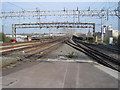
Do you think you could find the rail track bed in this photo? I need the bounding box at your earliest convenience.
[1,38,55,46]
[86,43,119,54]
[81,42,119,60]
[88,45,119,60]
[1,37,66,69]
[65,38,120,72]
[1,38,63,56]
[2,42,118,88]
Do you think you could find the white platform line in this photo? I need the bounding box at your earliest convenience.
[62,62,69,88]
[94,64,119,80]
[47,59,95,63]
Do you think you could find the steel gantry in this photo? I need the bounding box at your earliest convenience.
[0,9,119,18]
[1,9,119,40]
[12,22,95,39]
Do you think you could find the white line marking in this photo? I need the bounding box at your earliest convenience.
[62,62,69,88]
[76,62,79,88]
[47,59,95,63]
[94,64,119,80]
[0,77,2,90]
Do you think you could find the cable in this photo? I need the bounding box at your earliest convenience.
[7,2,26,11]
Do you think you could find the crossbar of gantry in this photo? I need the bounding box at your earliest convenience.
[15,26,93,28]
[12,22,95,39]
[0,10,119,18]
[15,22,95,25]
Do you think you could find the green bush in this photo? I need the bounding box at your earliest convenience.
[67,52,77,58]
[0,33,11,42]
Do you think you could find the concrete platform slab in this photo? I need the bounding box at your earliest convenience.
[2,61,119,88]
[2,44,119,88]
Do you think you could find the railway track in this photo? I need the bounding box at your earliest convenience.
[15,42,63,62]
[83,42,120,54]
[1,37,66,68]
[1,38,63,56]
[1,38,54,46]
[65,39,120,72]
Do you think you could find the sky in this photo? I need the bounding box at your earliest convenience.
[1,0,120,2]
[0,1,119,34]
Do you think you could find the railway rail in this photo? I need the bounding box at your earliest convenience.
[65,38,120,72]
[84,42,120,54]
[1,38,63,56]
[1,38,54,46]
[1,37,66,68]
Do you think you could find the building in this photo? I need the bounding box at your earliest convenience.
[6,34,27,41]
[105,26,119,38]
[94,32,101,37]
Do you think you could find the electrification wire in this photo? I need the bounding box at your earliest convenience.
[7,2,26,11]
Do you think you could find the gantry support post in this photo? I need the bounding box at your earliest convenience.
[2,25,4,34]
[93,23,95,36]
[12,24,16,40]
[101,15,104,43]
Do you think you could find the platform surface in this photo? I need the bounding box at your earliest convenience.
[2,44,119,88]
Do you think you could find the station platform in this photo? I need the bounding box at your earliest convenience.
[2,44,119,88]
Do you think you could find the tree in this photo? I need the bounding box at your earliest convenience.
[0,33,11,42]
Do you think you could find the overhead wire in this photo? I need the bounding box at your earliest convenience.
[7,2,26,11]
